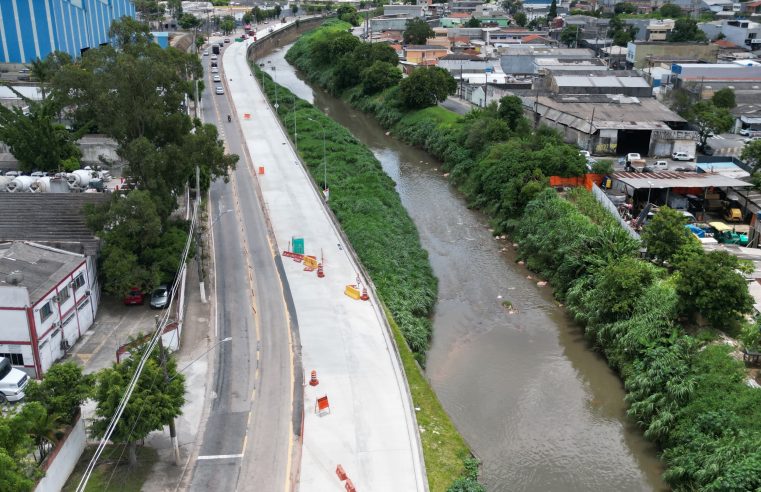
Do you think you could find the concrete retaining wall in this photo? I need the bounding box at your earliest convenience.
[35,414,86,492]
[247,16,332,61]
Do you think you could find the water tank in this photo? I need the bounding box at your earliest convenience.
[6,175,36,192]
[30,176,70,193]
[66,169,95,190]
[0,176,12,191]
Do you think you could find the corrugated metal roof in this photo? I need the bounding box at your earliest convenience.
[612,171,753,189]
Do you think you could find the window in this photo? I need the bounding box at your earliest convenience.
[77,298,90,312]
[58,286,71,304]
[74,273,86,290]
[0,353,24,365]
[39,302,53,322]
[62,313,75,328]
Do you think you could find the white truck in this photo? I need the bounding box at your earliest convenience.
[0,356,29,403]
[625,153,647,172]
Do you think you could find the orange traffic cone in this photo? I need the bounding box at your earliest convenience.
[309,370,319,386]
[317,263,325,278]
[361,287,369,301]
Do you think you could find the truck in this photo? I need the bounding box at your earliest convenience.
[212,45,220,55]
[625,153,647,172]
[0,356,29,403]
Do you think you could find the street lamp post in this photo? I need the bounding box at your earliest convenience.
[308,117,328,199]
[647,180,654,205]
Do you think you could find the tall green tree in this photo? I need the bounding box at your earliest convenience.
[134,0,165,24]
[399,67,457,109]
[641,206,690,264]
[688,101,733,149]
[668,18,707,42]
[498,95,526,131]
[29,51,72,100]
[274,4,282,17]
[166,0,182,19]
[548,0,558,18]
[712,87,736,109]
[742,140,761,172]
[614,2,636,14]
[403,18,434,45]
[513,12,527,27]
[362,61,402,94]
[659,3,683,18]
[464,17,482,27]
[291,4,299,15]
[560,25,580,47]
[675,250,753,327]
[0,94,86,173]
[92,344,185,466]
[25,362,93,422]
[220,15,235,35]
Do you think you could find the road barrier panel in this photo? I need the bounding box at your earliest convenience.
[344,285,361,300]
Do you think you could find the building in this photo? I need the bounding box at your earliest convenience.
[0,0,136,64]
[700,19,761,51]
[523,93,695,156]
[384,4,426,18]
[549,72,653,97]
[0,241,98,378]
[742,0,761,15]
[370,14,414,33]
[403,45,450,65]
[498,45,597,74]
[625,41,719,68]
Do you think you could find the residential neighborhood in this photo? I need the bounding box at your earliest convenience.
[2,0,761,491]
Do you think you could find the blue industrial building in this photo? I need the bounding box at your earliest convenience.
[0,0,136,64]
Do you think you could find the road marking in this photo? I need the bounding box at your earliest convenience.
[197,454,244,460]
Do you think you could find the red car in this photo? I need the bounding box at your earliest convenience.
[123,288,144,305]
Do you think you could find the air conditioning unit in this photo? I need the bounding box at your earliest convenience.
[68,281,76,290]
[51,295,60,304]
[60,339,71,351]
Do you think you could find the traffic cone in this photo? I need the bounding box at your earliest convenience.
[361,287,369,301]
[309,370,319,386]
[317,263,325,278]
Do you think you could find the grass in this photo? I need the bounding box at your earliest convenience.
[384,306,473,492]
[62,444,158,492]
[398,106,461,128]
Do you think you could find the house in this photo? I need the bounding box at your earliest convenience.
[450,1,483,14]
[646,19,676,41]
[701,0,736,15]
[522,93,695,156]
[403,45,450,65]
[625,41,719,68]
[487,28,553,45]
[742,0,761,15]
[438,53,491,73]
[700,20,761,51]
[370,14,414,33]
[561,15,611,39]
[548,72,653,97]
[0,241,99,378]
[383,4,426,18]
[498,45,597,74]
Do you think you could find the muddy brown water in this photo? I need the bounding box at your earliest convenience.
[257,45,667,492]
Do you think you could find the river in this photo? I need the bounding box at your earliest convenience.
[257,45,667,492]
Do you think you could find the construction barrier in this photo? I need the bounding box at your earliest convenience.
[303,255,318,269]
[336,465,347,481]
[244,113,251,119]
[345,479,356,492]
[283,251,304,262]
[309,370,319,386]
[316,395,331,415]
[344,285,361,300]
[317,263,325,278]
[549,173,606,191]
[258,166,265,175]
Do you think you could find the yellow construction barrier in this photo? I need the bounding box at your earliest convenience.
[344,285,361,300]
[304,256,318,269]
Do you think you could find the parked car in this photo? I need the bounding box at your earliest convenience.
[211,67,219,73]
[210,54,218,60]
[213,75,221,82]
[579,150,591,159]
[150,285,170,309]
[203,50,209,56]
[643,160,668,172]
[745,136,761,144]
[123,287,144,305]
[0,356,29,403]
[215,86,224,95]
[224,38,231,43]
[672,151,694,161]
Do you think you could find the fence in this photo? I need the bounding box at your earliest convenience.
[591,183,641,240]
[34,412,86,492]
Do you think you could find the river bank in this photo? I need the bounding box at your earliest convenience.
[255,39,666,492]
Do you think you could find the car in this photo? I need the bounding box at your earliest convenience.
[745,136,761,144]
[224,38,231,43]
[123,287,144,305]
[211,61,218,68]
[210,54,217,60]
[150,285,170,309]
[213,75,221,82]
[672,151,694,161]
[211,67,219,73]
[740,128,752,136]
[643,160,668,172]
[0,356,29,403]
[215,86,224,95]
[203,50,209,56]
[579,150,591,159]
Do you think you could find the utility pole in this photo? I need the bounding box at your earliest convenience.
[157,316,181,466]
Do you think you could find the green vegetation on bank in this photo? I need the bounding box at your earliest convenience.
[63,445,158,491]
[287,20,761,490]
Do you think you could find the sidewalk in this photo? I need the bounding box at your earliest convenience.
[68,264,213,491]
[224,41,427,491]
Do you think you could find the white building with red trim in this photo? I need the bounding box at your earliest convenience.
[0,241,99,378]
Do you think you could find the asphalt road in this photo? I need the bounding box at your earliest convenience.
[189,40,296,492]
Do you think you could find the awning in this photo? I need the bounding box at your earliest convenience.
[612,171,753,190]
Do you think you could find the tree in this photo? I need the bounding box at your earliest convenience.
[549,0,558,18]
[688,101,733,150]
[514,12,527,27]
[362,61,402,94]
[0,95,86,173]
[274,4,282,17]
[527,16,546,30]
[178,13,201,30]
[166,0,182,19]
[291,4,299,15]
[464,17,482,27]
[668,18,707,42]
[742,140,761,172]
[675,250,753,327]
[498,95,525,131]
[0,448,34,492]
[134,0,166,24]
[220,15,236,35]
[641,206,691,264]
[24,362,93,422]
[403,18,434,45]
[712,87,736,109]
[91,344,185,466]
[614,2,636,14]
[560,25,580,47]
[242,11,254,24]
[399,67,457,109]
[29,51,72,100]
[659,3,683,18]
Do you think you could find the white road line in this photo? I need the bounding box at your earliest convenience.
[197,454,244,460]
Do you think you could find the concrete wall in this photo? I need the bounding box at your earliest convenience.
[35,414,86,492]
[626,42,719,68]
[77,135,120,166]
[248,16,331,60]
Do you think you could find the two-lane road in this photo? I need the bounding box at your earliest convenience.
[189,40,297,492]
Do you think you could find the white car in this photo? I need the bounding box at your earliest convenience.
[215,86,224,95]
[213,75,221,82]
[0,356,29,403]
[579,150,591,159]
[745,136,761,144]
[210,54,217,60]
[211,67,219,74]
[671,151,694,161]
[203,50,209,56]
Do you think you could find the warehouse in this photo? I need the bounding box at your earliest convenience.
[0,0,136,64]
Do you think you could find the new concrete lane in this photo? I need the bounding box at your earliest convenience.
[189,41,295,492]
[224,39,426,491]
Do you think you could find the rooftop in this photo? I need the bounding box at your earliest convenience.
[0,241,84,305]
[612,171,753,190]
[553,74,650,88]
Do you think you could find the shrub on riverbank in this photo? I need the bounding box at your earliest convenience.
[287,20,761,490]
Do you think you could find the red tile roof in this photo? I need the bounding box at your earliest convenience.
[713,39,739,48]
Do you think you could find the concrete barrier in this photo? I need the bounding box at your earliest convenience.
[35,413,86,492]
